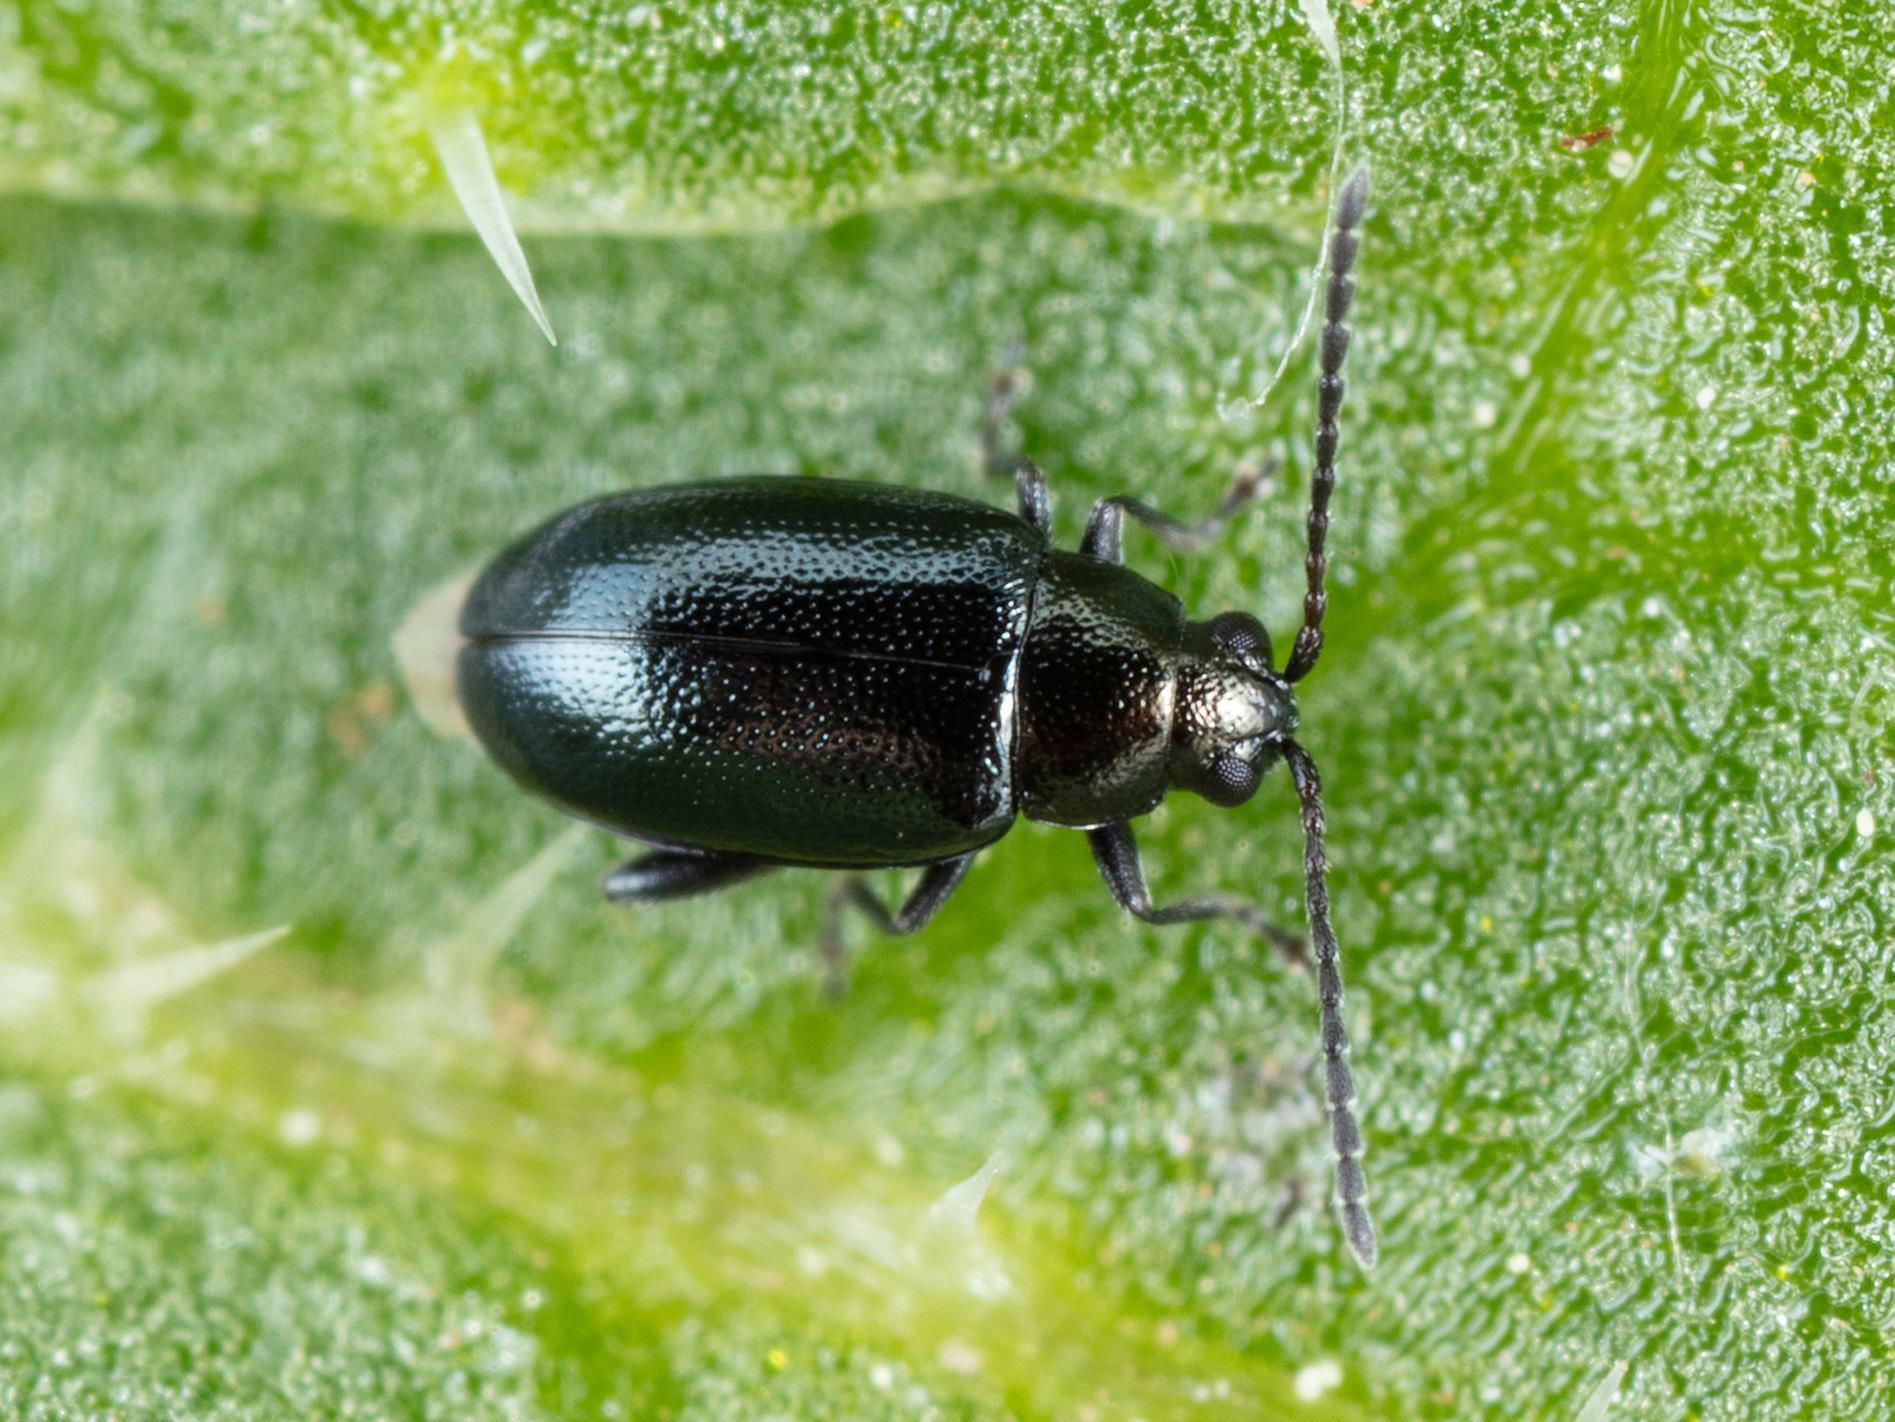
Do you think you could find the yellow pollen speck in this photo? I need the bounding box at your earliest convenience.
[767,1348,787,1370]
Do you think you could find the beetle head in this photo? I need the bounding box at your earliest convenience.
[1170,611,1298,808]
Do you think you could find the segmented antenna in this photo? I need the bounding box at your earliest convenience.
[1282,167,1369,685]
[1282,739,1375,1268]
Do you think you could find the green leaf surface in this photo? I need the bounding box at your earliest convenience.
[3,1,1893,1418]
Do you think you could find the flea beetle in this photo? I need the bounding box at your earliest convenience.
[458,171,1375,1265]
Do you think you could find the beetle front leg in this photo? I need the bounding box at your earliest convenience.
[819,853,977,997]
[1086,821,1303,965]
[1079,463,1275,563]
[603,849,775,903]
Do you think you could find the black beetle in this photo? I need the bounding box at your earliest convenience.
[457,171,1375,1266]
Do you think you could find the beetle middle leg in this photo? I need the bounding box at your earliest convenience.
[1086,821,1304,967]
[980,339,1052,535]
[1079,461,1276,562]
[981,334,1029,481]
[603,848,775,903]
[818,853,976,998]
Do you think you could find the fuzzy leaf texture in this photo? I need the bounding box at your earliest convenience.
[2,1,1892,1418]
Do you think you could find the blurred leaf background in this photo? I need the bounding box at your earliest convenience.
[2,1,1892,1417]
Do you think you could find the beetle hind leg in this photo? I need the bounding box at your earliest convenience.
[603,849,775,904]
[819,853,976,998]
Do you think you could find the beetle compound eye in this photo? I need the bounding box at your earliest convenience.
[1201,751,1261,808]
[1207,611,1273,670]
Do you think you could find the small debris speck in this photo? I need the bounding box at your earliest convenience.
[1557,126,1614,153]
[1506,1251,1531,1274]
[277,1108,321,1147]
[392,572,476,741]
[937,1339,982,1375]
[1607,148,1635,179]
[1294,1360,1343,1402]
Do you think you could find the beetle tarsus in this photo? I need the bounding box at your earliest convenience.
[820,854,978,997]
[1081,461,1276,562]
[980,343,1052,533]
[982,338,1030,482]
[1085,821,1304,965]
